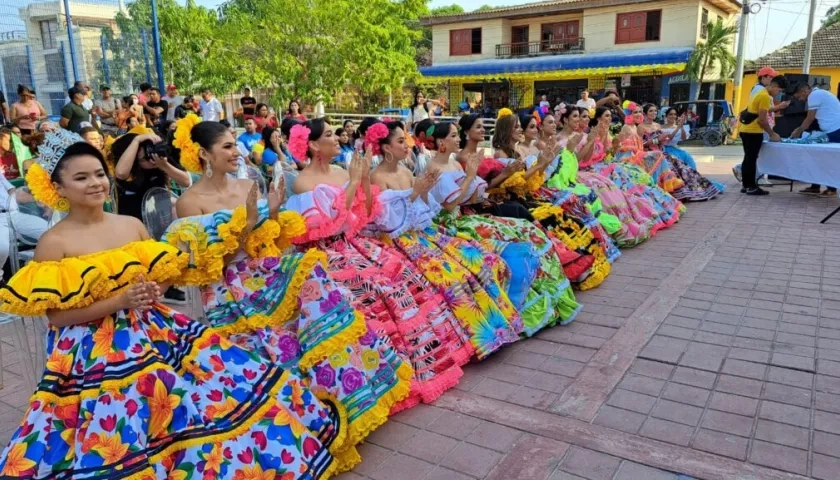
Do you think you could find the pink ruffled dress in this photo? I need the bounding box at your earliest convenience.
[285,183,473,412]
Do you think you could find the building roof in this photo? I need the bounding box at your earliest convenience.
[419,46,692,81]
[420,0,741,25]
[751,23,840,70]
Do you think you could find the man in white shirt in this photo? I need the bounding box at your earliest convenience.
[163,84,184,122]
[199,88,224,122]
[792,83,840,195]
[575,90,596,110]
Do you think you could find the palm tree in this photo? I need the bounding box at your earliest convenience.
[686,20,738,101]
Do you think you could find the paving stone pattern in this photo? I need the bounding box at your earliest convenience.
[0,173,837,479]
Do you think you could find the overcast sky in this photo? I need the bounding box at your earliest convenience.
[193,0,836,60]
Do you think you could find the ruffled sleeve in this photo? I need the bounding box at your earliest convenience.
[0,240,188,316]
[244,200,308,258]
[429,171,464,205]
[285,183,380,243]
[547,150,579,190]
[476,158,505,181]
[163,207,247,286]
[367,188,439,238]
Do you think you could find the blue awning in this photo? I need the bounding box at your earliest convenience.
[419,47,693,79]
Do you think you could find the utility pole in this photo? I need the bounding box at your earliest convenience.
[802,0,817,73]
[732,0,750,117]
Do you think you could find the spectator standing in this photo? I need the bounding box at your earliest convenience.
[94,85,121,135]
[144,87,168,128]
[199,88,224,122]
[238,117,262,151]
[137,82,152,105]
[10,85,47,135]
[406,89,431,131]
[0,128,20,180]
[791,83,840,195]
[163,84,184,122]
[285,99,307,121]
[63,81,93,111]
[60,86,91,133]
[253,103,278,133]
[240,88,257,119]
[576,90,596,110]
[342,119,356,139]
[174,95,197,119]
[739,75,785,196]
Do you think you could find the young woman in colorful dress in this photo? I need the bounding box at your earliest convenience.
[579,107,684,233]
[420,117,582,335]
[554,107,659,247]
[656,106,726,194]
[163,115,410,471]
[284,118,474,412]
[491,113,617,289]
[365,120,523,356]
[0,130,345,479]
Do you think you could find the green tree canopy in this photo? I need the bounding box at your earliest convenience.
[823,4,840,29]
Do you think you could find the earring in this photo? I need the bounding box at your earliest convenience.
[55,197,70,212]
[384,152,393,164]
[440,145,447,154]
[205,162,213,179]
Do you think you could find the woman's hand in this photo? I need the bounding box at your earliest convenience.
[138,133,162,144]
[267,180,285,212]
[270,134,282,151]
[464,152,480,177]
[120,277,157,311]
[503,159,525,176]
[245,182,259,229]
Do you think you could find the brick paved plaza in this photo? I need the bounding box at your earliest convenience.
[0,158,838,479]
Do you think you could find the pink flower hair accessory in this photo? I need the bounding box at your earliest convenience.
[365,122,389,156]
[288,124,311,161]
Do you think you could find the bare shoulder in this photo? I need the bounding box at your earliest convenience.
[292,172,314,194]
[33,228,66,262]
[175,188,202,218]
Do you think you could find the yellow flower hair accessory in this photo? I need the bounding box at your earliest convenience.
[173,113,202,174]
[26,163,66,211]
[497,108,514,120]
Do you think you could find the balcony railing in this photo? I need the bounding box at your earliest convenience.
[495,38,585,58]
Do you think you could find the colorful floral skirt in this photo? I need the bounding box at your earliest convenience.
[375,229,523,360]
[616,149,685,194]
[296,236,474,413]
[576,170,657,248]
[663,145,726,192]
[201,249,411,465]
[0,304,342,479]
[591,162,684,234]
[437,211,581,336]
[665,153,722,202]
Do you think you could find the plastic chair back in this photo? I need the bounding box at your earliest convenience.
[141,187,178,241]
[246,166,267,196]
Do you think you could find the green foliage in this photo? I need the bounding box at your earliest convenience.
[474,4,500,12]
[823,5,840,29]
[686,19,737,100]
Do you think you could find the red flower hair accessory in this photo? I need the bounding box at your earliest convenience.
[365,122,389,156]
[288,124,311,161]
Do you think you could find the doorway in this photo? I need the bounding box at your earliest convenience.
[511,26,529,56]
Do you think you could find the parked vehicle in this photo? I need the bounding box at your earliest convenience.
[665,100,735,147]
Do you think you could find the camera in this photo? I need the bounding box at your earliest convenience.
[143,141,170,160]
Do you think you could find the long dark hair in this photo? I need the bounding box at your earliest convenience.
[458,114,481,149]
[492,115,519,159]
[303,118,328,159]
[411,89,429,113]
[261,126,278,153]
[255,103,268,116]
[287,99,302,116]
[591,106,611,128]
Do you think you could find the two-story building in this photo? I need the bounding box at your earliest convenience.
[419,0,740,111]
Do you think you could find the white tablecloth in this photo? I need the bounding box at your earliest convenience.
[758,142,840,187]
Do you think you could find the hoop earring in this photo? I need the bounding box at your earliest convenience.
[205,162,213,179]
[55,197,70,212]
[384,152,393,164]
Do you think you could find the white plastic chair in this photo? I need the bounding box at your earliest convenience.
[141,188,206,323]
[4,187,54,390]
[246,166,267,197]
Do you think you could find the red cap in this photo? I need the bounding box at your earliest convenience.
[757,67,778,78]
[166,84,177,91]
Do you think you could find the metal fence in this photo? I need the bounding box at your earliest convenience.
[0,0,162,118]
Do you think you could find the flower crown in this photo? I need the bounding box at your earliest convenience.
[497,108,514,120]
[25,130,86,212]
[288,124,311,162]
[172,114,202,174]
[414,124,437,151]
[365,122,389,156]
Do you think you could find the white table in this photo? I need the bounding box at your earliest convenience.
[758,142,840,223]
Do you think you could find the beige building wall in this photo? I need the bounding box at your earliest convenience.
[582,0,701,52]
[431,19,504,65]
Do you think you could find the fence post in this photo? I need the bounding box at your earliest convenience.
[60,42,71,88]
[100,34,111,86]
[141,29,152,84]
[24,45,37,93]
[150,0,166,92]
[62,0,79,82]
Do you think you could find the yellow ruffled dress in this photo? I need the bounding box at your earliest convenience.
[0,240,345,479]
[163,201,411,471]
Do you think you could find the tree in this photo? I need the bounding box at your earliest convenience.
[823,5,840,29]
[217,0,421,105]
[685,20,737,100]
[475,4,502,11]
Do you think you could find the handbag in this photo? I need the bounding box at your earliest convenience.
[739,109,759,125]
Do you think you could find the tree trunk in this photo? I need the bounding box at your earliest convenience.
[693,56,710,102]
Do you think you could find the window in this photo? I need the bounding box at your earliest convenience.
[616,10,661,44]
[701,8,709,39]
[450,28,482,56]
[45,53,64,83]
[40,20,58,50]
